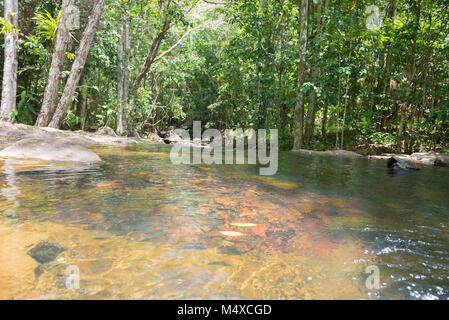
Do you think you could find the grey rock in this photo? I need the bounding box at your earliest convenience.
[411,152,449,167]
[96,126,117,137]
[146,132,164,143]
[387,156,420,171]
[294,149,363,158]
[167,131,183,143]
[0,137,101,163]
[435,155,449,167]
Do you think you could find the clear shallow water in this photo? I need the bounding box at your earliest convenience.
[0,143,448,299]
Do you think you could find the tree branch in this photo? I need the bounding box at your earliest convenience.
[153,26,201,63]
[202,0,229,5]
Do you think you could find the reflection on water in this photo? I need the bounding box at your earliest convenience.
[0,144,448,299]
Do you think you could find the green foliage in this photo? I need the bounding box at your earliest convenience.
[0,17,15,34]
[426,101,449,124]
[62,108,80,128]
[33,9,60,41]
[12,91,39,125]
[7,0,449,152]
[366,132,396,145]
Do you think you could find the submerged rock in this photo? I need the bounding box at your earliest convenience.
[387,156,420,171]
[208,261,231,267]
[0,137,101,163]
[28,241,65,264]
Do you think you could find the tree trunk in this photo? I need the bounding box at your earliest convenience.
[116,14,130,135]
[292,0,309,151]
[397,104,406,152]
[48,0,107,129]
[396,0,420,152]
[321,101,328,140]
[335,72,342,149]
[304,0,328,146]
[76,77,88,130]
[0,0,19,122]
[340,40,353,149]
[35,0,74,127]
[380,0,399,130]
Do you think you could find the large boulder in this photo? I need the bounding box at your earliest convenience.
[411,152,449,167]
[0,137,101,163]
[434,155,449,167]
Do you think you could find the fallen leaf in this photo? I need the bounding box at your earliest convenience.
[231,223,257,227]
[57,257,67,264]
[220,231,244,237]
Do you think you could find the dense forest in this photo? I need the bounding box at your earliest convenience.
[1,0,448,153]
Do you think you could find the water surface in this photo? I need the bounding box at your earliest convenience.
[0,143,448,299]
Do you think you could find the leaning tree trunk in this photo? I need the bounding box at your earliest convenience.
[48,0,107,129]
[0,0,19,122]
[127,20,197,114]
[128,19,171,111]
[35,0,74,127]
[292,0,309,150]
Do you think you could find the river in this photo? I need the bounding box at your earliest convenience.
[0,143,448,299]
